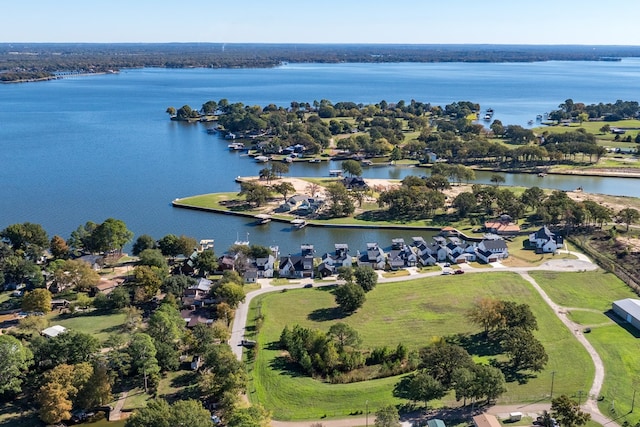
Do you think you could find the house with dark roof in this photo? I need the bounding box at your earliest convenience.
[528,226,563,253]
[279,245,315,278]
[387,240,417,268]
[342,176,369,190]
[317,244,352,277]
[476,239,509,263]
[357,243,386,270]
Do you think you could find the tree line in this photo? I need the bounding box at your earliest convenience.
[6,43,640,82]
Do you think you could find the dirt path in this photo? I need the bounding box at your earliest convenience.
[232,252,617,427]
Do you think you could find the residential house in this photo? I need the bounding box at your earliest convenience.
[279,245,315,279]
[217,253,237,271]
[317,244,352,277]
[445,237,477,263]
[476,238,509,263]
[182,278,214,307]
[277,195,323,214]
[528,226,563,253]
[412,237,445,266]
[357,243,386,270]
[78,254,104,271]
[253,254,275,278]
[180,308,214,328]
[342,176,369,190]
[243,268,258,284]
[484,214,521,235]
[387,239,417,268]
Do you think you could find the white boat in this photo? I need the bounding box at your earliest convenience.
[234,232,249,246]
[290,219,307,229]
[255,214,272,224]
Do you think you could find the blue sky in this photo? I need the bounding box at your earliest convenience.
[2,0,639,45]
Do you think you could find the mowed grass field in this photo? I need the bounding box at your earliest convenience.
[247,272,593,421]
[531,270,640,425]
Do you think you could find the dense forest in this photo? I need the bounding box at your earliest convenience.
[3,43,640,82]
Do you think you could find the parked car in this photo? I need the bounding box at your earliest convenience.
[454,269,465,275]
[441,270,452,275]
[303,283,313,288]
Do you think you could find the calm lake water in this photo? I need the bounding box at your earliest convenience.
[2,60,640,254]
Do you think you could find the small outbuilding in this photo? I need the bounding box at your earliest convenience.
[41,325,67,339]
[612,298,640,330]
[473,414,501,427]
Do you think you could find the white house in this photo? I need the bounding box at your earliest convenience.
[529,226,563,253]
[476,239,509,263]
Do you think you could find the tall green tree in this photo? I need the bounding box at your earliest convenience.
[334,282,366,313]
[132,234,157,256]
[617,207,640,231]
[375,405,401,427]
[394,371,446,409]
[342,159,363,177]
[128,333,160,393]
[354,265,378,292]
[551,395,591,427]
[22,288,52,313]
[271,181,296,202]
[0,335,33,395]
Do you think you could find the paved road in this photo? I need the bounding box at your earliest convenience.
[230,250,617,427]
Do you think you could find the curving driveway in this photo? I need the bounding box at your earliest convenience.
[230,251,618,427]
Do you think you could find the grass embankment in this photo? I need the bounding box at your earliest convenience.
[246,272,592,421]
[531,270,640,424]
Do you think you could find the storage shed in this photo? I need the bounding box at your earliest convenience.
[612,298,640,330]
[473,414,501,427]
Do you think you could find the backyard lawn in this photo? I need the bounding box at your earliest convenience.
[246,272,592,420]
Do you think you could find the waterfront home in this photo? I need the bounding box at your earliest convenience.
[445,237,477,263]
[357,243,386,270]
[528,225,563,253]
[342,176,369,190]
[476,239,509,263]
[252,254,275,278]
[388,239,417,268]
[484,214,521,235]
[277,194,323,214]
[412,237,447,263]
[317,244,352,276]
[279,245,315,279]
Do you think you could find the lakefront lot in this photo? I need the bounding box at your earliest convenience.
[244,272,594,421]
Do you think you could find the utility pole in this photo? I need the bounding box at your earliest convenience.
[366,400,369,427]
[550,371,556,400]
[632,389,637,413]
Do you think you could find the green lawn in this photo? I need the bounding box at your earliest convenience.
[531,270,640,425]
[246,272,592,420]
[529,270,635,311]
[48,310,127,344]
